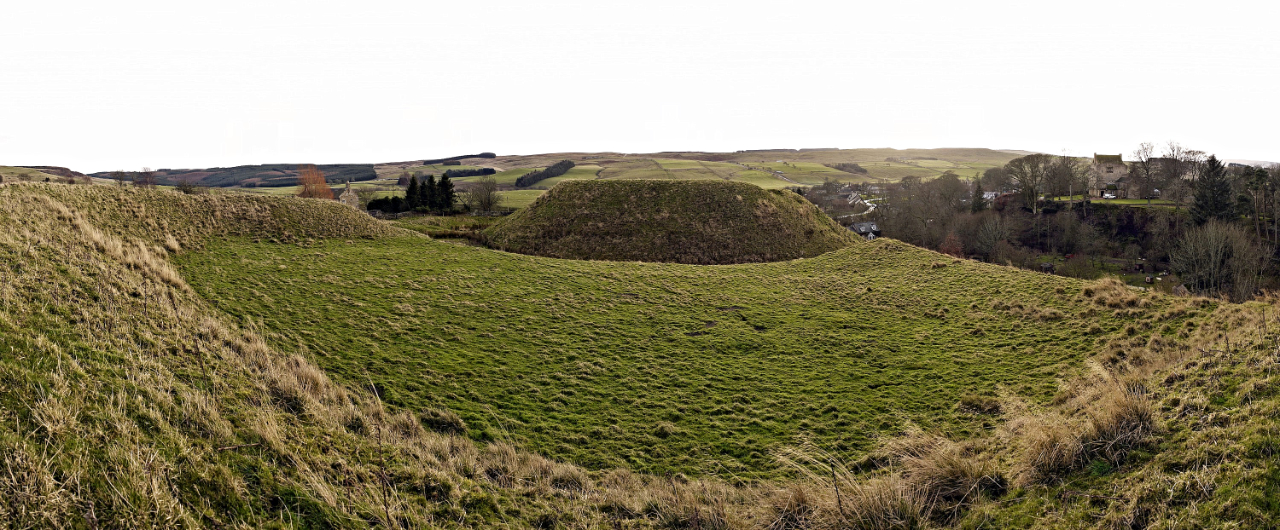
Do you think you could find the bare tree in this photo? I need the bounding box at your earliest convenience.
[1160,142,1205,207]
[112,170,129,187]
[1048,154,1090,207]
[356,188,380,210]
[1130,142,1158,204]
[1171,220,1271,301]
[134,167,156,188]
[1005,154,1055,214]
[463,175,503,213]
[297,164,334,199]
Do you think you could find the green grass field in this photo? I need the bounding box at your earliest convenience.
[497,189,545,208]
[176,235,1175,479]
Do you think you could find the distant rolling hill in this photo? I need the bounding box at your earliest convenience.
[60,148,1019,193]
[89,163,377,188]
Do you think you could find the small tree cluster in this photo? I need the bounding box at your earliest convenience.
[368,174,456,213]
[515,160,575,187]
[826,163,868,175]
[463,175,503,213]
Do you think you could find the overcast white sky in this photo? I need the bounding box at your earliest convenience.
[3,1,1277,173]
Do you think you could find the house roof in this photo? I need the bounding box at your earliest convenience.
[851,222,880,234]
[1094,154,1123,165]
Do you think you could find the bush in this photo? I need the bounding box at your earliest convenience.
[515,160,575,187]
[175,181,207,195]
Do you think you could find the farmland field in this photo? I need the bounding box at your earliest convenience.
[496,188,545,208]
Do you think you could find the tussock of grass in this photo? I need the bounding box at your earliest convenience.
[486,179,859,264]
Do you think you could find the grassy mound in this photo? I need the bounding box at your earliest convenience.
[485,180,859,264]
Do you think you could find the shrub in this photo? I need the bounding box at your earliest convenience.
[175,181,206,195]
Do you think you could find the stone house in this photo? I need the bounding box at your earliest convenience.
[1090,154,1129,198]
[337,181,360,208]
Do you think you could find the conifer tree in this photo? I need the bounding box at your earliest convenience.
[971,180,987,213]
[405,176,420,210]
[436,174,455,211]
[1190,155,1235,225]
[421,174,437,210]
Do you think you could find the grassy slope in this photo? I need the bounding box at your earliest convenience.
[179,234,1130,479]
[486,180,860,264]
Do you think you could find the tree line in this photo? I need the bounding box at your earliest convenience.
[840,143,1280,301]
[515,160,575,187]
[443,167,497,179]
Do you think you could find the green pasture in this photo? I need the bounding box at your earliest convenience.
[177,236,1171,479]
[497,189,545,208]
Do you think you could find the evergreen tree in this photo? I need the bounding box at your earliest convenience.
[435,174,455,211]
[1190,156,1235,225]
[971,180,987,213]
[421,174,437,210]
[405,176,420,210]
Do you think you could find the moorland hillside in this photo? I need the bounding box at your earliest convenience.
[485,180,860,264]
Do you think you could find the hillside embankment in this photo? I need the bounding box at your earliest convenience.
[1,182,1278,528]
[486,180,860,264]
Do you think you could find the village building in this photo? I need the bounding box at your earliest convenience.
[337,181,360,208]
[850,222,881,240]
[1090,154,1129,198]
